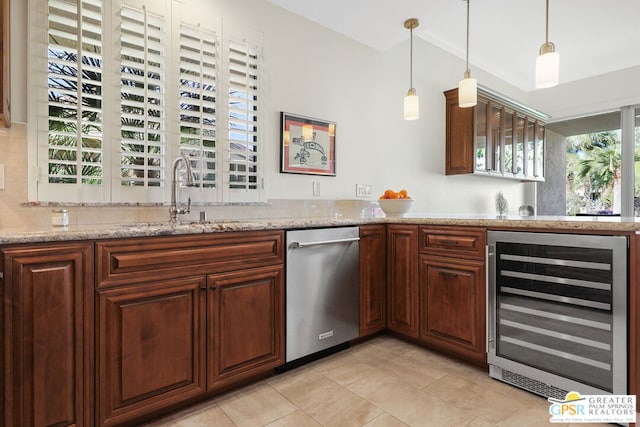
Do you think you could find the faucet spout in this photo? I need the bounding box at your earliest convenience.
[170,155,195,223]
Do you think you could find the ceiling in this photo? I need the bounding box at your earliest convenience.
[266,0,640,92]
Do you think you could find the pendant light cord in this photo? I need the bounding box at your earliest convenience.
[545,0,550,44]
[409,25,414,88]
[465,0,470,73]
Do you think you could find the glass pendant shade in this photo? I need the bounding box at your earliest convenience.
[535,50,559,89]
[403,89,419,121]
[458,75,477,107]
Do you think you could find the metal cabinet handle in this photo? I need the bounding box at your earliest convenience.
[209,286,217,291]
[440,240,460,246]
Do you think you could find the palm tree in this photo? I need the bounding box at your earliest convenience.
[577,143,620,210]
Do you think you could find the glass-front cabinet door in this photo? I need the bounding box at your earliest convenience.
[456,88,550,181]
[503,108,514,175]
[536,124,545,178]
[475,100,487,172]
[514,115,525,177]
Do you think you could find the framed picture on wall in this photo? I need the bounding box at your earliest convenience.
[280,112,336,176]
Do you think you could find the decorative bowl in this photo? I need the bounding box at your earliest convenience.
[378,199,414,216]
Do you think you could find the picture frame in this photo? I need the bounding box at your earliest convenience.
[280,112,336,176]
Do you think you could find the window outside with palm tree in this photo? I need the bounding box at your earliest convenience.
[564,109,640,216]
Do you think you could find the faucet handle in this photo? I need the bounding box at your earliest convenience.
[186,197,191,214]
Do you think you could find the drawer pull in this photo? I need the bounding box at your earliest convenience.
[210,286,217,291]
[440,271,459,278]
[440,240,459,246]
[200,286,207,291]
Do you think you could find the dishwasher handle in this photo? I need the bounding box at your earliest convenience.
[290,237,360,249]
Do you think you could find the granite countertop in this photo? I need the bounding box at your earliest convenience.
[1,214,640,245]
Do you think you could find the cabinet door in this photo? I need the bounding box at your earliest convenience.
[359,225,387,337]
[207,265,284,391]
[97,277,206,427]
[3,243,93,427]
[445,89,475,175]
[386,225,419,338]
[419,255,485,365]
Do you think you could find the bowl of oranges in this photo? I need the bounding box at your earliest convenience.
[378,189,414,216]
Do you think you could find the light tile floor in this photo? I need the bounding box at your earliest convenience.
[144,336,606,427]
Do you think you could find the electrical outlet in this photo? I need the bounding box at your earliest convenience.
[312,181,320,197]
[356,184,372,198]
[0,164,5,190]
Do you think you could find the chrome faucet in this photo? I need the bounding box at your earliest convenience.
[169,155,195,223]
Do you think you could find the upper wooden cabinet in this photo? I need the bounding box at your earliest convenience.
[445,87,549,181]
[0,0,9,127]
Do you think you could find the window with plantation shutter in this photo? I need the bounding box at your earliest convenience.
[119,5,166,189]
[47,0,104,186]
[31,0,263,204]
[226,39,260,200]
[178,23,219,194]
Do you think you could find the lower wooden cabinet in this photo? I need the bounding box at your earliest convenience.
[2,242,94,427]
[207,266,284,390]
[359,225,386,336]
[96,265,284,426]
[419,255,486,365]
[386,225,419,338]
[97,277,207,427]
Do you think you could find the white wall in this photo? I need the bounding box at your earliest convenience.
[4,0,551,225]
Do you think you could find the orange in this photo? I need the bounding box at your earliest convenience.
[380,189,410,199]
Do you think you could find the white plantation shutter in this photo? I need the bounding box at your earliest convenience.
[178,24,219,195]
[226,38,261,200]
[119,5,166,188]
[45,0,104,192]
[32,0,263,204]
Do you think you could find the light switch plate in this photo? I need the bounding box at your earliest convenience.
[312,181,320,197]
[356,184,372,198]
[0,164,5,190]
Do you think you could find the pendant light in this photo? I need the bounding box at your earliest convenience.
[535,0,559,88]
[403,18,419,120]
[458,0,477,108]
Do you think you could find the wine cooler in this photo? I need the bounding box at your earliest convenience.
[487,231,628,399]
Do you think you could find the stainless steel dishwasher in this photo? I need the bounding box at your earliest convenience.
[285,226,360,363]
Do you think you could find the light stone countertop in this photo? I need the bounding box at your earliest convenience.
[1,214,640,245]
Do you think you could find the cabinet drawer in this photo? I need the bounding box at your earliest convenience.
[419,226,486,260]
[97,230,283,288]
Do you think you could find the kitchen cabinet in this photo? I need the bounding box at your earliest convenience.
[386,224,419,338]
[207,266,284,391]
[97,277,207,427]
[95,231,284,426]
[419,226,486,366]
[359,225,387,336]
[0,0,9,127]
[2,242,94,427]
[445,87,549,181]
